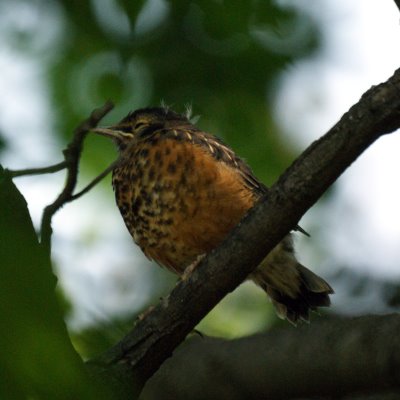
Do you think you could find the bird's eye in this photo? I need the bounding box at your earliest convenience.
[135,122,145,130]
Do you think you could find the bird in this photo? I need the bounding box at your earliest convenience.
[92,106,333,324]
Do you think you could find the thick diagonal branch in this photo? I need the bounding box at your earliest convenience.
[87,68,400,397]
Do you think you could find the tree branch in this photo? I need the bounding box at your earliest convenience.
[141,314,400,400]
[87,68,400,398]
[39,101,114,252]
[393,0,400,13]
[69,159,121,201]
[6,161,67,178]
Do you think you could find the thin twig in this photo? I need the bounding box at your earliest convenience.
[69,159,120,201]
[40,101,114,252]
[6,161,67,178]
[394,0,400,13]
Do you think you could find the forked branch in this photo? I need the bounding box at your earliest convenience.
[39,101,114,252]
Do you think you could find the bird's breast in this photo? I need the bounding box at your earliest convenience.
[112,137,256,274]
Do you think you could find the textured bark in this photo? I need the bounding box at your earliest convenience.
[141,314,400,400]
[87,68,400,398]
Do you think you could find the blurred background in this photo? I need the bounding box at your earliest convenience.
[1,0,400,358]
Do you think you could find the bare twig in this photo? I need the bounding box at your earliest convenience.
[40,101,114,252]
[7,161,67,178]
[70,159,120,201]
[87,68,400,398]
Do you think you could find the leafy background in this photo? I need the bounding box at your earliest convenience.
[1,0,400,397]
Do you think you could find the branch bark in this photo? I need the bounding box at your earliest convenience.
[87,69,400,397]
[141,314,400,400]
[393,0,400,13]
[40,101,114,252]
[7,161,67,178]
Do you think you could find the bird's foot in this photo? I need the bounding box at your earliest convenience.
[181,254,206,281]
[137,305,155,321]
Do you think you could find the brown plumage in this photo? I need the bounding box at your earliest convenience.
[93,107,333,324]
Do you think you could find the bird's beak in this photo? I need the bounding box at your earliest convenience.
[92,127,120,139]
[92,127,134,140]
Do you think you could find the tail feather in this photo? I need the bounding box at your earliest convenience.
[296,263,333,294]
[265,272,333,324]
[250,236,334,324]
[255,265,333,324]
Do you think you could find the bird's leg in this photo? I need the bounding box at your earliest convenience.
[181,253,206,281]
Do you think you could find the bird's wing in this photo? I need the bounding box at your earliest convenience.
[147,126,308,236]
[175,127,269,196]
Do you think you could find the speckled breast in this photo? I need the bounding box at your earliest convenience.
[111,133,256,274]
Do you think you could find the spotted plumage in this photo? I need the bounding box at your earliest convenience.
[93,107,333,324]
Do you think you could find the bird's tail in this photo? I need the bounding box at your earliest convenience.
[250,237,334,324]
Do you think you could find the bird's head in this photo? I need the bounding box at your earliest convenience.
[92,107,190,151]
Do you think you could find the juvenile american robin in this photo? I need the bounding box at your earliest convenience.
[93,107,333,324]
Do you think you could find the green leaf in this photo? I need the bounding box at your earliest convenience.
[0,166,110,399]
